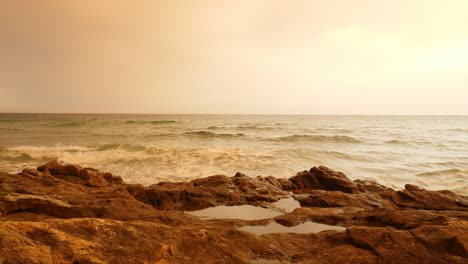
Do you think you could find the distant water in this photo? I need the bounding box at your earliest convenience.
[0,114,467,194]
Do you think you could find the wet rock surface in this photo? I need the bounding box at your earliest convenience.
[0,161,467,263]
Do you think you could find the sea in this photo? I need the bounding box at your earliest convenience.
[0,114,466,195]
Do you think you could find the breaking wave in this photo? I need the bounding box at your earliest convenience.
[1,114,467,195]
[95,144,147,152]
[270,135,361,143]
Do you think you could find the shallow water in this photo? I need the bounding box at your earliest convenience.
[187,197,301,220]
[187,205,283,220]
[0,114,467,194]
[239,221,345,235]
[271,197,301,213]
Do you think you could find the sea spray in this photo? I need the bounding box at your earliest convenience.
[0,114,467,194]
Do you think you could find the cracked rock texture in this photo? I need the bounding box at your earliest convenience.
[0,161,467,263]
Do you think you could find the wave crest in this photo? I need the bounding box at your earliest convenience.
[125,120,177,125]
[416,169,468,178]
[270,134,361,143]
[54,121,87,127]
[184,131,246,138]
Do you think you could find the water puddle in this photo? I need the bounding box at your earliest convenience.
[250,258,289,264]
[187,205,283,220]
[271,197,300,213]
[239,221,345,235]
[187,197,300,220]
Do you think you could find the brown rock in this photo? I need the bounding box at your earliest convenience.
[38,160,82,177]
[144,182,218,210]
[354,179,392,193]
[289,170,323,190]
[21,168,43,177]
[289,166,356,193]
[1,161,467,263]
[297,191,379,208]
[276,178,296,190]
[347,226,436,263]
[191,175,232,187]
[78,169,108,187]
[380,185,468,210]
[410,221,468,259]
[404,184,468,210]
[311,166,356,193]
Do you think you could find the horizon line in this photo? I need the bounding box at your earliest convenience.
[0,112,467,116]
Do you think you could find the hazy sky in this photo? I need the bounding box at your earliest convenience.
[1,1,467,114]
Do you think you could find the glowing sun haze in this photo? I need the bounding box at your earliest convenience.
[1,0,467,114]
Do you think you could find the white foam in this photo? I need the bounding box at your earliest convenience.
[1,115,467,195]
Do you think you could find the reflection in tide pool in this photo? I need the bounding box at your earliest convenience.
[239,221,345,235]
[187,197,301,220]
[271,197,300,213]
[187,205,283,220]
[187,198,345,236]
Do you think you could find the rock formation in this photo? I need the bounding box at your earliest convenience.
[0,161,466,263]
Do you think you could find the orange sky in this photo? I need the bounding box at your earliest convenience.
[1,1,467,114]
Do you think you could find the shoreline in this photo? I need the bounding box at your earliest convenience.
[0,160,467,263]
[2,114,467,196]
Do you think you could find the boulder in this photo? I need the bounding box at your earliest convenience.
[289,166,356,193]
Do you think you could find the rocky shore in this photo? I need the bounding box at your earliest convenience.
[0,161,467,263]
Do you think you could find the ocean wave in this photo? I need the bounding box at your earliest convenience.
[317,150,367,161]
[206,125,277,131]
[125,120,177,125]
[236,125,260,129]
[384,139,436,146]
[239,122,275,126]
[0,144,147,168]
[142,133,178,139]
[95,144,147,152]
[0,152,37,162]
[0,146,61,163]
[0,145,91,162]
[416,169,468,178]
[236,125,278,131]
[426,161,468,167]
[0,143,466,195]
[269,134,361,143]
[413,169,468,194]
[447,140,468,145]
[88,133,129,139]
[308,128,353,133]
[0,127,23,131]
[385,140,412,145]
[0,119,22,123]
[95,143,122,151]
[0,145,288,184]
[447,128,468,132]
[53,121,87,127]
[184,131,246,138]
[271,148,372,162]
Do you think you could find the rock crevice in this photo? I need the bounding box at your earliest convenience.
[0,161,466,263]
